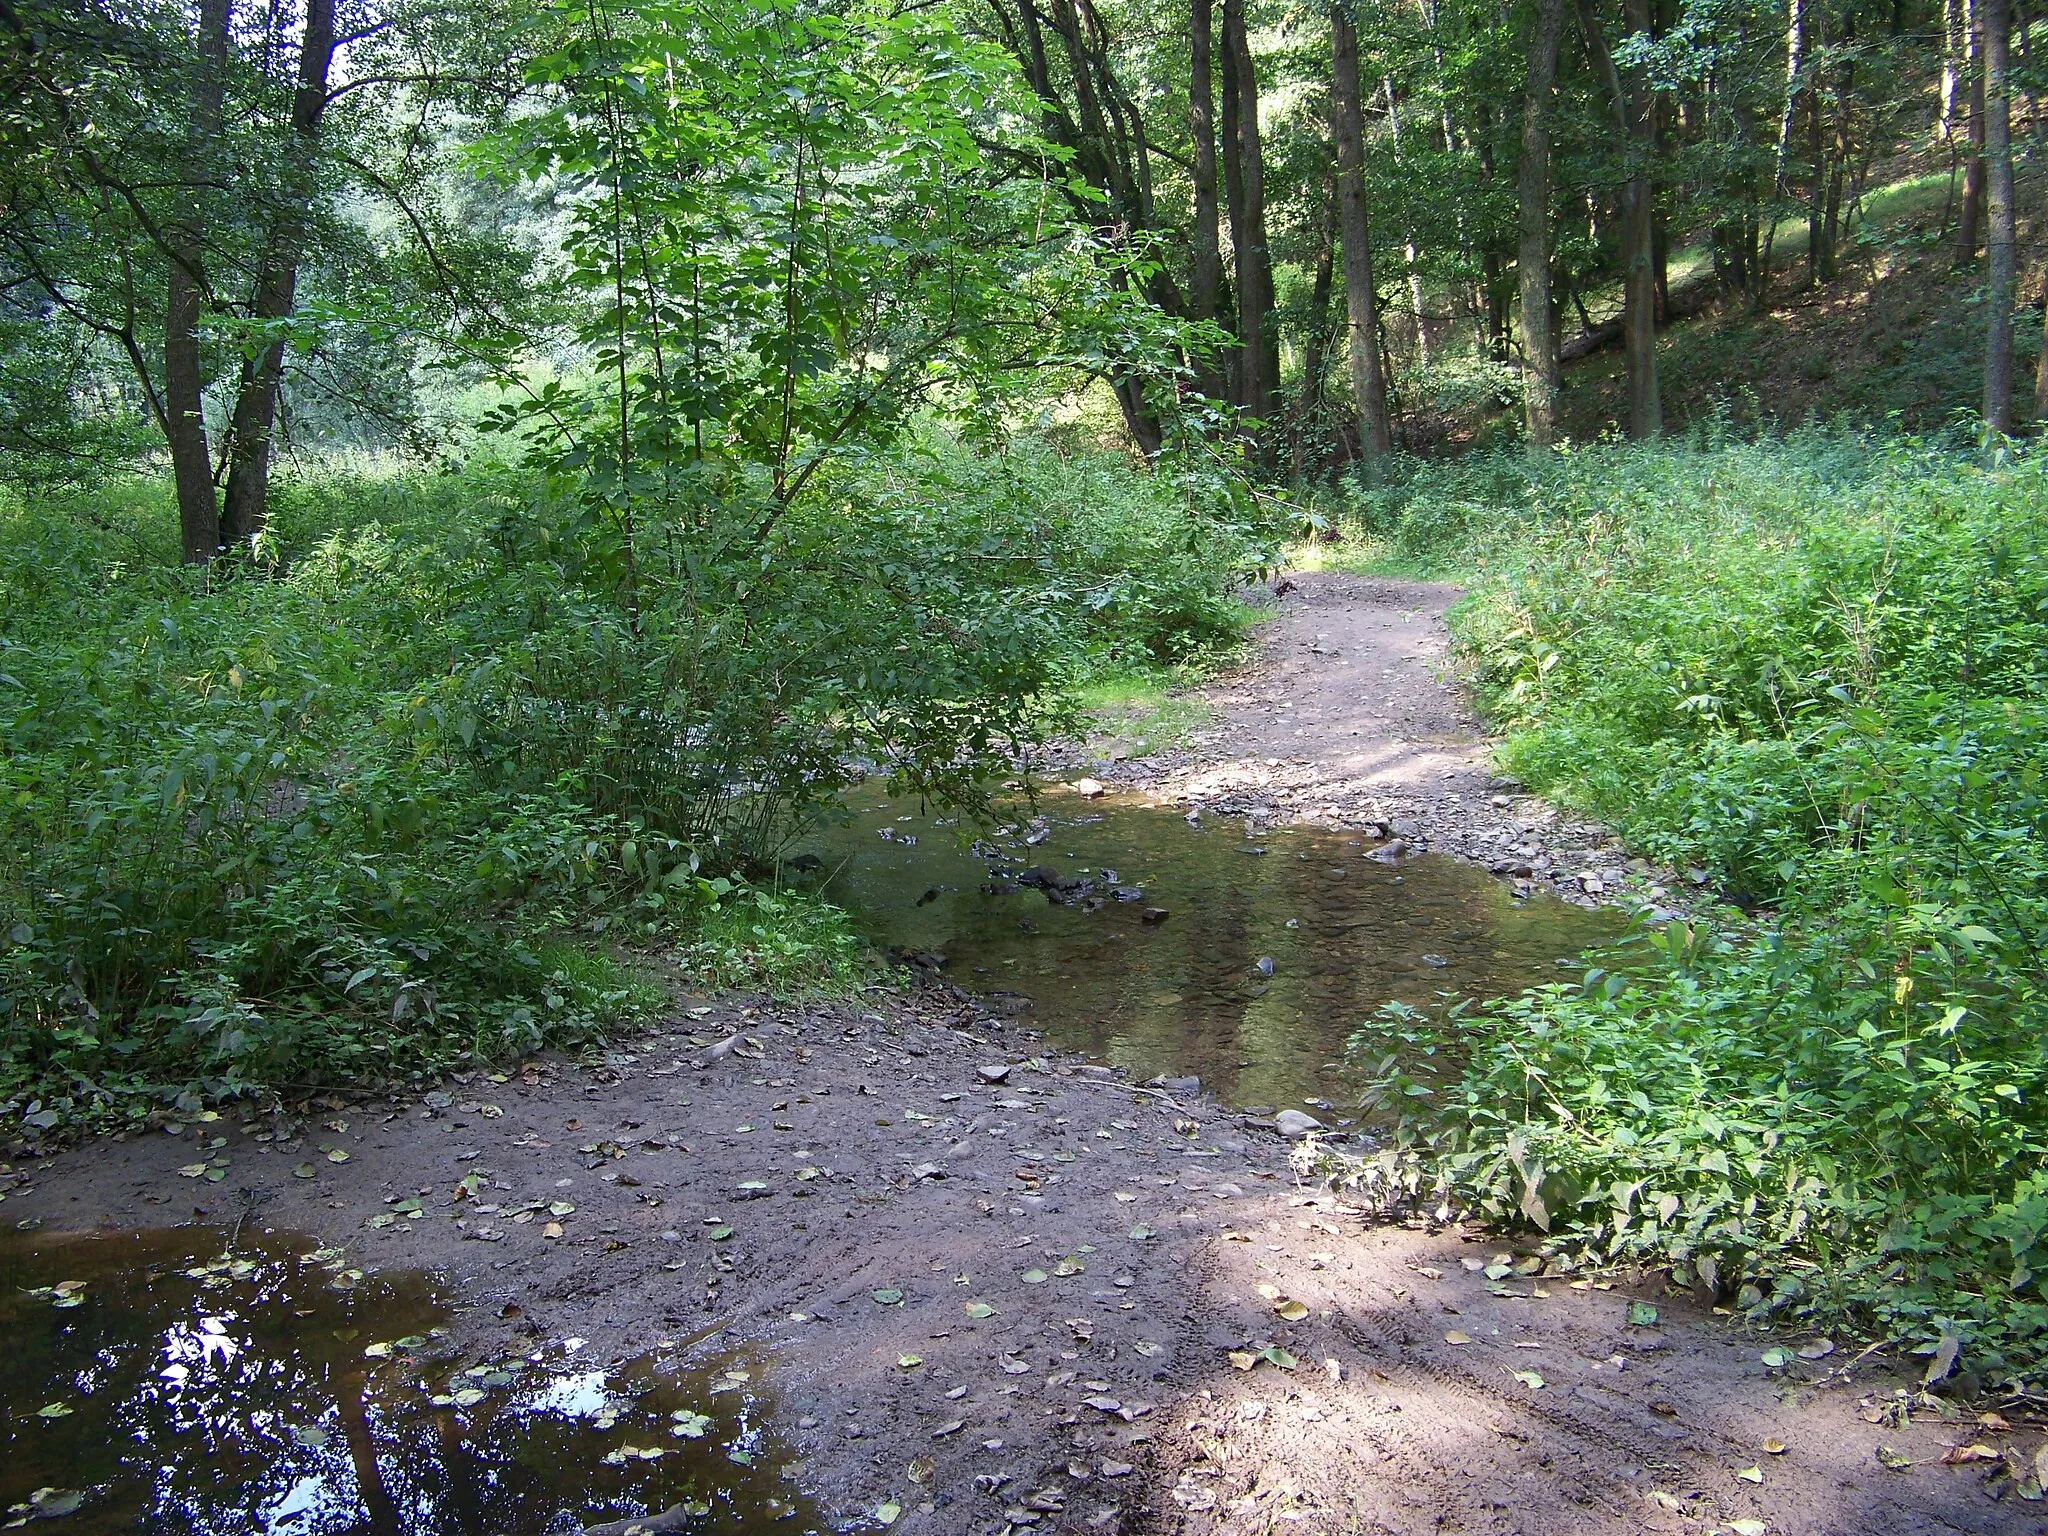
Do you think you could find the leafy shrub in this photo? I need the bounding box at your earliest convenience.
[1,433,1266,1131]
[1336,429,2048,1386]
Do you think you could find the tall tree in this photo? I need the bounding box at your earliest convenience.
[1189,0,1228,402]
[1220,0,1277,427]
[164,0,231,561]
[1982,0,2014,429]
[1957,0,1986,259]
[1517,0,1566,447]
[1579,0,1660,436]
[218,0,337,548]
[1330,1,1390,469]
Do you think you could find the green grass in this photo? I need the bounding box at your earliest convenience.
[1075,667,1217,756]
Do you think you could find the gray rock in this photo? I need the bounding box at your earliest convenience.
[1273,1109,1324,1138]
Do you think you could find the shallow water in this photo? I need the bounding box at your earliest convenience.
[0,1227,808,1534]
[802,789,1620,1115]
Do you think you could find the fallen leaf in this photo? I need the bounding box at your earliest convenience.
[37,1402,74,1418]
[1734,1464,1763,1483]
[178,1163,208,1178]
[1940,1443,2000,1465]
[1511,1370,1545,1390]
[1626,1301,1659,1328]
[1876,1445,1913,1471]
[669,1410,712,1438]
[1762,1438,1787,1455]
[872,1288,904,1305]
[541,1222,564,1240]
[907,1455,935,1485]
[326,1148,350,1164]
[1728,1521,1769,1536]
[1443,1330,1472,1345]
[1274,1298,1309,1321]
[898,1354,923,1369]
[292,1162,317,1179]
[1054,1256,1084,1277]
[1020,1268,1048,1285]
[964,1301,997,1318]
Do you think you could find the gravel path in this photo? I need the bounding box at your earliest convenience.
[1093,570,1663,907]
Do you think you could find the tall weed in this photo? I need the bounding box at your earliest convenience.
[1338,430,2048,1385]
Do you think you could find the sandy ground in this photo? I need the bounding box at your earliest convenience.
[8,571,2044,1534]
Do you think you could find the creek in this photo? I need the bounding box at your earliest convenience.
[800,788,1620,1119]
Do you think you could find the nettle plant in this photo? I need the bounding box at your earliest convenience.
[467,0,1201,852]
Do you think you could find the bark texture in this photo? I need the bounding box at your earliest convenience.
[1516,0,1565,447]
[165,0,230,563]
[1982,0,2014,430]
[1330,3,1389,469]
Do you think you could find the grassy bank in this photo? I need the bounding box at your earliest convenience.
[1331,427,2048,1388]
[0,434,1273,1137]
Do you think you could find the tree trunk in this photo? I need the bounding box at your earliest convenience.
[1983,0,2015,429]
[165,0,230,564]
[1382,78,1431,367]
[1764,0,1806,297]
[217,0,335,551]
[1189,0,1227,401]
[1579,0,1660,436]
[1805,7,1828,287]
[1517,0,1565,447]
[1959,0,1986,260]
[1221,0,1277,429]
[1330,3,1390,471]
[1290,177,1337,480]
[2034,279,2048,424]
[1942,0,1966,140]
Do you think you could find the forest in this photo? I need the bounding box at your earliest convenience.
[8,0,2048,1482]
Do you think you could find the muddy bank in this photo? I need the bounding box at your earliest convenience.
[6,986,2035,1535]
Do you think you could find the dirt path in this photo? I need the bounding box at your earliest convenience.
[7,573,2042,1534]
[1097,571,1647,907]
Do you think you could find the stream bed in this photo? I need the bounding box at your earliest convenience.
[801,788,1622,1117]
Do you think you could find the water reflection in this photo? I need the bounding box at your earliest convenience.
[0,1228,807,1534]
[804,790,1619,1113]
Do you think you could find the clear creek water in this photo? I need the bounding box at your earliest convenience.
[800,788,1620,1117]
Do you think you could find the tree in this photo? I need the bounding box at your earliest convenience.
[1578,0,1659,437]
[1330,1,1390,469]
[1517,0,1565,447]
[1982,0,2014,429]
[1220,0,1278,429]
[0,0,535,558]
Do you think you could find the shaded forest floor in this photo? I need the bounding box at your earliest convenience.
[1551,160,2048,441]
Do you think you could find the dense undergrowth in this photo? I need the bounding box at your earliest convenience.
[1332,425,2048,1387]
[0,432,1271,1133]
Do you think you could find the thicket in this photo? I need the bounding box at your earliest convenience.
[0,436,1268,1134]
[1337,428,2048,1386]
